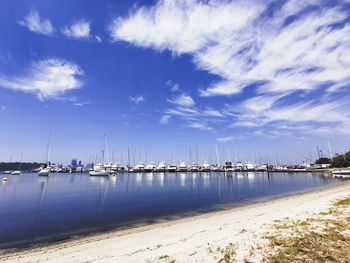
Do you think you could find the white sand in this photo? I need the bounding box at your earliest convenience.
[1,182,350,263]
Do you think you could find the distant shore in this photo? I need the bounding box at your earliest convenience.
[1,181,350,262]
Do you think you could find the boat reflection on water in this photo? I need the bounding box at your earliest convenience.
[202,172,210,188]
[155,172,165,187]
[247,172,255,182]
[135,173,142,185]
[145,172,154,186]
[179,172,186,187]
[88,175,111,184]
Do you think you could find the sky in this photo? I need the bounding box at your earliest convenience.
[0,0,350,165]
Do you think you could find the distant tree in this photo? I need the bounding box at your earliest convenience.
[331,151,350,168]
[0,162,44,171]
[315,158,332,164]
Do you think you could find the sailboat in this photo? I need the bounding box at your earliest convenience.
[3,155,13,174]
[144,162,156,172]
[178,162,188,172]
[38,133,52,176]
[167,163,177,172]
[154,161,166,172]
[189,162,199,172]
[89,163,110,176]
[89,136,110,176]
[201,161,211,172]
[133,163,145,172]
[11,153,23,175]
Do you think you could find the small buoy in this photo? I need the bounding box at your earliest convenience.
[112,174,116,176]
[2,177,7,182]
[48,174,51,177]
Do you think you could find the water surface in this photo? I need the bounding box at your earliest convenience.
[0,171,343,249]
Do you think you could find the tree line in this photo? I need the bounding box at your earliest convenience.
[0,162,44,171]
[316,151,350,168]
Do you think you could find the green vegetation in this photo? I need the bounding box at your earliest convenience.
[0,162,44,171]
[315,150,350,167]
[331,151,350,168]
[315,157,332,165]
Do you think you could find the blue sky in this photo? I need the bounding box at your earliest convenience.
[0,0,350,165]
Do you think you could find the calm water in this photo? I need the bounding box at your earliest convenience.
[0,171,343,249]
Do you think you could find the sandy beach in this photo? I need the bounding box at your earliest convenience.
[1,182,350,263]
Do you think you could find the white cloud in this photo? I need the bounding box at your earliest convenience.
[202,108,224,117]
[215,136,233,142]
[160,115,170,124]
[187,122,212,131]
[167,93,194,107]
[0,58,84,101]
[171,83,180,92]
[111,0,350,136]
[62,20,91,39]
[18,10,53,35]
[110,0,262,54]
[95,35,102,43]
[73,101,90,106]
[130,95,145,104]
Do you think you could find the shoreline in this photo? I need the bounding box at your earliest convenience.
[1,181,350,262]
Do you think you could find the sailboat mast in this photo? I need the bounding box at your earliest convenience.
[18,152,23,170]
[104,134,109,163]
[127,147,130,167]
[46,133,51,165]
[215,144,220,166]
[189,146,192,163]
[327,140,333,159]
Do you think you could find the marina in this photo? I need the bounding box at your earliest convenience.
[0,170,346,250]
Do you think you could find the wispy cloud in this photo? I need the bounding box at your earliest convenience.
[171,84,180,92]
[73,101,90,106]
[110,0,350,137]
[216,136,233,142]
[18,10,53,35]
[1,105,5,110]
[62,20,91,39]
[187,122,212,131]
[129,95,145,104]
[95,35,102,43]
[166,80,180,92]
[0,58,84,101]
[160,115,170,124]
[167,93,194,107]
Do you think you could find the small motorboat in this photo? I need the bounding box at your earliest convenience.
[38,167,51,176]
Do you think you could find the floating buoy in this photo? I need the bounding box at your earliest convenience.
[48,174,51,177]
[2,177,7,182]
[112,174,116,176]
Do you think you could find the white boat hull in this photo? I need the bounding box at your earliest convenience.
[38,171,50,176]
[11,171,21,175]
